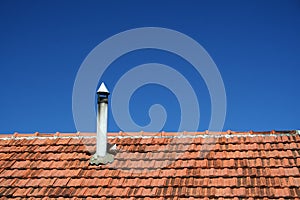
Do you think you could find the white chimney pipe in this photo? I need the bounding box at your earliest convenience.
[90,82,114,165]
[96,82,109,156]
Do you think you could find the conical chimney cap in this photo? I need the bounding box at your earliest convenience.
[97,82,109,94]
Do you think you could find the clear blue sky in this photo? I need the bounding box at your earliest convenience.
[0,0,299,133]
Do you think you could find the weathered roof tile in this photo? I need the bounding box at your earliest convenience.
[0,130,300,198]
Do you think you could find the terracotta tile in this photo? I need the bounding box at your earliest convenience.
[9,169,25,178]
[11,160,30,169]
[67,178,83,187]
[50,160,66,169]
[54,188,67,197]
[0,169,15,177]
[118,187,130,197]
[11,178,29,187]
[55,138,70,145]
[0,187,14,196]
[108,177,123,187]
[30,187,47,197]
[274,188,289,197]
[47,188,62,197]
[133,187,143,196]
[291,177,300,186]
[40,160,55,169]
[88,178,103,187]
[258,177,266,187]
[0,178,16,187]
[0,131,300,199]
[107,187,119,196]
[25,178,42,187]
[72,187,87,197]
[13,188,29,197]
[279,177,288,187]
[64,169,81,177]
[95,187,108,197]
[83,187,98,197]
[53,177,70,187]
[67,138,82,145]
[45,152,61,160]
[102,177,113,186]
[234,187,246,197]
[283,167,295,176]
[273,177,281,187]
[38,178,56,187]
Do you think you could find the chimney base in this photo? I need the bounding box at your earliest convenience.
[90,153,114,165]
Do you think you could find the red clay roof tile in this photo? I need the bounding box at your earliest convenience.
[0,130,299,198]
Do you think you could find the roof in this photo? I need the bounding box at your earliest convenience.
[0,130,300,199]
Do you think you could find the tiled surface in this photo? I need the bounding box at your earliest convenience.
[0,130,299,199]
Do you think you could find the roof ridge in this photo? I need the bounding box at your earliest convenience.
[0,130,297,140]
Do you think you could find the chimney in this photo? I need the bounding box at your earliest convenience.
[90,82,114,165]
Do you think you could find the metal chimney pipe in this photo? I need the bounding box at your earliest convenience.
[90,82,114,165]
[96,82,109,156]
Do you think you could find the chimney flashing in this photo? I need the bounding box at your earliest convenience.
[90,153,114,165]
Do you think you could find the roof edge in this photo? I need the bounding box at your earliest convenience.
[0,130,297,140]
